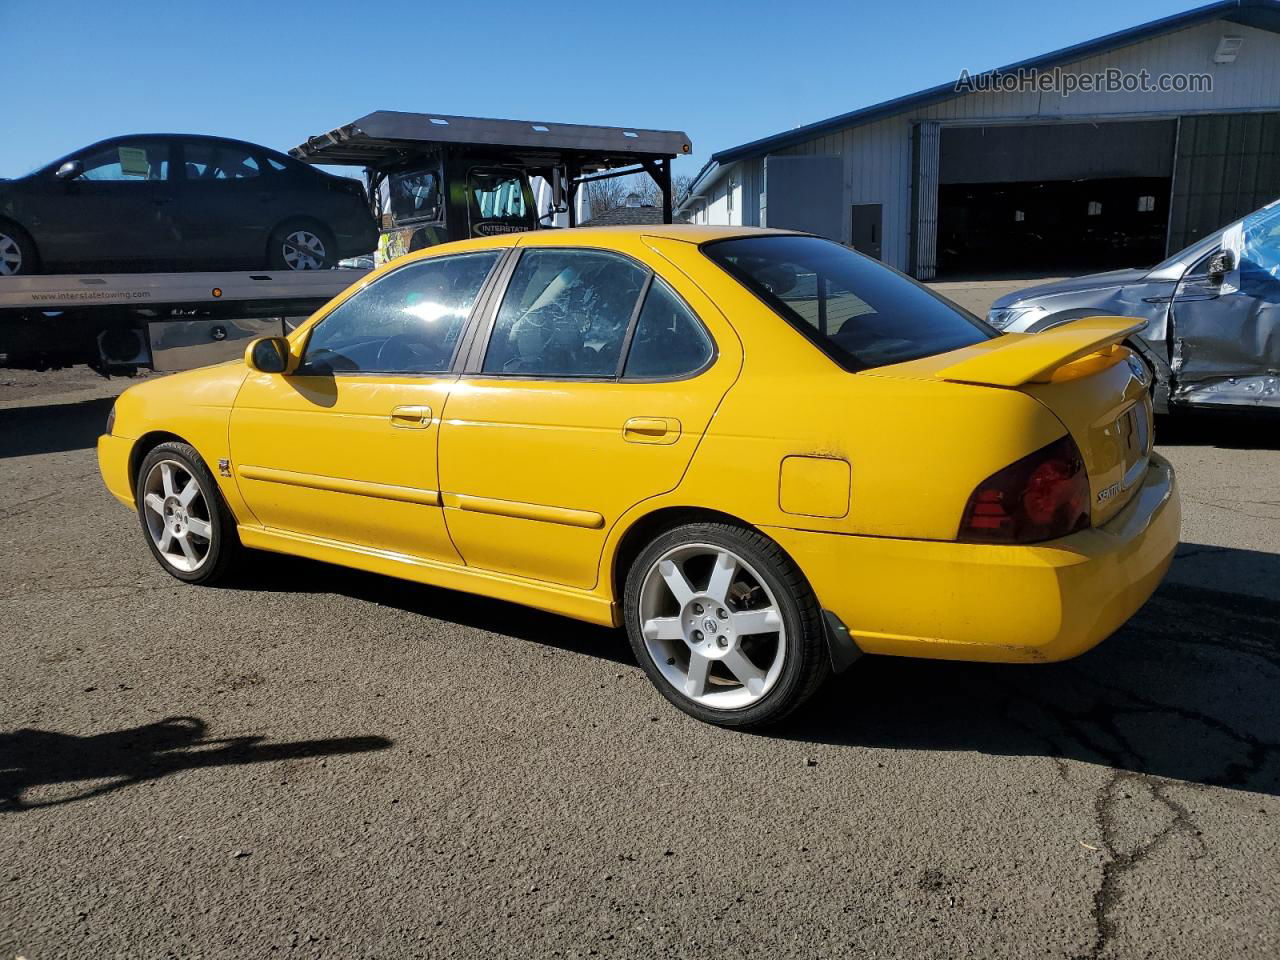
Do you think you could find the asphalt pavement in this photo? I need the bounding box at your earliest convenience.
[2,327,1278,959]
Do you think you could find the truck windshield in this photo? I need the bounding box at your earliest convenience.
[470,169,528,220]
[704,235,994,371]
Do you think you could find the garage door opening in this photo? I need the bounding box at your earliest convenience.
[933,120,1176,277]
[938,176,1171,275]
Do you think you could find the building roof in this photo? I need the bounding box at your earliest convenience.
[584,204,666,226]
[684,0,1280,200]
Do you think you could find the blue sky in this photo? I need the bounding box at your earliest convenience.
[6,0,1206,179]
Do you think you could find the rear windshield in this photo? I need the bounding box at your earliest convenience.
[704,235,994,371]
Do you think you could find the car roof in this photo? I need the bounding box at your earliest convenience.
[417,224,794,256]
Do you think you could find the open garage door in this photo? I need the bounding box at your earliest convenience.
[934,120,1176,276]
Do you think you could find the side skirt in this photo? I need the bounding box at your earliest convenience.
[237,525,620,628]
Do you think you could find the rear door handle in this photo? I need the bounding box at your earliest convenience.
[390,405,432,429]
[623,417,681,444]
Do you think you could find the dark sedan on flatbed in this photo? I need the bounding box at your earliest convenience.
[0,134,378,275]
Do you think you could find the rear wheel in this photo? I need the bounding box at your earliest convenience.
[135,442,240,585]
[268,221,335,270]
[0,223,37,276]
[623,522,830,728]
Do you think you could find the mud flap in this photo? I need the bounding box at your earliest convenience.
[822,610,863,674]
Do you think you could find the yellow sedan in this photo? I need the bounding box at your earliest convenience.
[98,226,1180,727]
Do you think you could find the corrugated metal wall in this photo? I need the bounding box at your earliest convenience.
[1168,112,1280,251]
[708,18,1280,274]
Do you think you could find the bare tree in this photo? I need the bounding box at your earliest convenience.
[586,171,695,220]
[585,177,630,220]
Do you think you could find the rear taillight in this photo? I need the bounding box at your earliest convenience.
[958,435,1091,544]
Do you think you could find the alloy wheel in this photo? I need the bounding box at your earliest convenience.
[281,230,327,270]
[637,543,787,709]
[141,460,213,573]
[0,233,23,275]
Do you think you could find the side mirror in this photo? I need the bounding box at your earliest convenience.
[245,336,290,373]
[55,160,83,180]
[1207,249,1235,286]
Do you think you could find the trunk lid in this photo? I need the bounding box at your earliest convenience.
[880,317,1154,526]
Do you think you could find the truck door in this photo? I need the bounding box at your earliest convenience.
[1170,203,1280,408]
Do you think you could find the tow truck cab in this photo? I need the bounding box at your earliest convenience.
[289,111,692,261]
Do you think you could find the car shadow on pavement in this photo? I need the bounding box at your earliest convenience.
[779,571,1280,797]
[0,396,113,458]
[0,716,392,812]
[232,551,634,666]
[229,541,1280,796]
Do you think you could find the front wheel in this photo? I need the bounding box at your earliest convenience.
[136,442,240,585]
[623,522,830,728]
[268,222,335,270]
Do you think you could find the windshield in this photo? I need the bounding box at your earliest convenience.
[704,235,994,371]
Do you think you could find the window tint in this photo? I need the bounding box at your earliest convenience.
[704,235,992,371]
[76,140,170,181]
[266,156,288,172]
[301,251,501,374]
[184,141,260,180]
[623,279,714,379]
[483,249,647,377]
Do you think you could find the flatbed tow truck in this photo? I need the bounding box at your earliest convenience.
[0,112,690,375]
[0,267,367,373]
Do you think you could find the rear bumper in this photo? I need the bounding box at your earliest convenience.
[97,433,135,510]
[767,453,1179,663]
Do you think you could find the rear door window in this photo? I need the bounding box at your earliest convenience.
[704,235,993,371]
[183,141,261,180]
[623,279,714,379]
[482,249,648,377]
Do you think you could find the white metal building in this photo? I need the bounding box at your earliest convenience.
[677,0,1280,278]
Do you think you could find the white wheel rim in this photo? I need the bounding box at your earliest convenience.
[638,543,786,709]
[282,230,326,270]
[142,460,213,573]
[0,233,22,276]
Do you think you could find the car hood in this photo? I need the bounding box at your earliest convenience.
[991,268,1151,309]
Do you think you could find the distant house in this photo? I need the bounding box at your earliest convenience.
[585,192,665,226]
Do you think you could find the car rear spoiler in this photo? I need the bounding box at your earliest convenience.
[935,316,1146,388]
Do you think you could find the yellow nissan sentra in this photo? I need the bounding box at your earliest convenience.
[98,226,1179,727]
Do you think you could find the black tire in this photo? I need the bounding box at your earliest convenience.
[623,521,831,728]
[135,442,240,585]
[0,221,39,276]
[267,220,336,270]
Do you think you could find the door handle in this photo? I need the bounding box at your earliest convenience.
[623,417,681,444]
[150,197,174,205]
[390,405,433,429]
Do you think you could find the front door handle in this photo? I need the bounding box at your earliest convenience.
[623,417,681,444]
[390,405,433,429]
